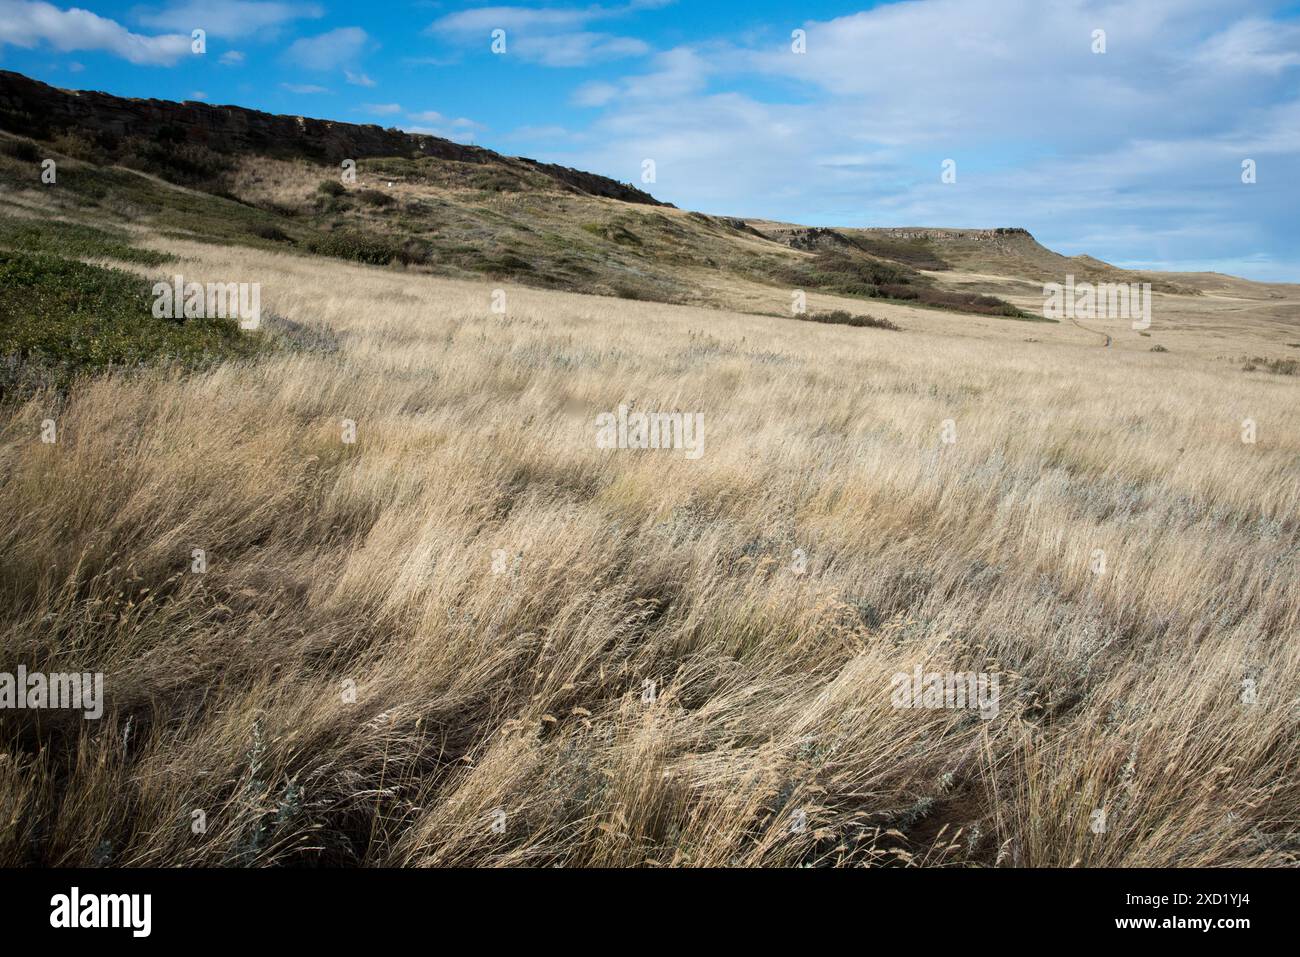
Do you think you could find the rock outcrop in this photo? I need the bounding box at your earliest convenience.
[861,227,1034,241]
[780,226,861,251]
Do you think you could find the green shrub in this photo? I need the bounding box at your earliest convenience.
[304,230,416,266]
[47,131,109,164]
[318,180,346,197]
[0,251,261,399]
[251,223,293,243]
[582,222,642,247]
[0,138,41,162]
[1243,356,1297,375]
[0,216,171,266]
[776,250,1038,319]
[851,236,950,270]
[489,253,533,273]
[118,138,230,192]
[798,310,900,330]
[356,188,396,208]
[467,170,524,192]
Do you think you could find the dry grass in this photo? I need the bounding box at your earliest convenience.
[1,238,1297,867]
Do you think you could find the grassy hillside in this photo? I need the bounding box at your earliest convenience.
[1,128,1042,318]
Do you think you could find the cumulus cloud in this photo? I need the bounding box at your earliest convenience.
[403,109,485,142]
[516,32,648,67]
[135,1,323,40]
[284,26,370,70]
[1191,17,1300,75]
[427,2,656,66]
[432,5,598,34]
[572,81,619,107]
[0,0,191,65]
[408,109,483,128]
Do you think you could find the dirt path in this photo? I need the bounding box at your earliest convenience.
[1069,315,1113,346]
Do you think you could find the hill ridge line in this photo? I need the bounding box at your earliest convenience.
[0,69,668,208]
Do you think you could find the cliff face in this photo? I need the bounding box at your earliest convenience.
[0,70,668,207]
[862,227,1034,241]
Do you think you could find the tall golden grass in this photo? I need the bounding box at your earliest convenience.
[1,241,1296,866]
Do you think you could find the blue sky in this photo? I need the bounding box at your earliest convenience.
[2,0,1299,280]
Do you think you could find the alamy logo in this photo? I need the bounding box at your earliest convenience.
[595,404,704,459]
[50,887,150,937]
[1043,274,1151,330]
[0,666,102,719]
[890,666,1000,719]
[153,275,261,330]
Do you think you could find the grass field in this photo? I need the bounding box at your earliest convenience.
[1,224,1296,866]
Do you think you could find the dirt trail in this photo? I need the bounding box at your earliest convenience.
[1069,316,1113,347]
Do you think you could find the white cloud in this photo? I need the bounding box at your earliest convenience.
[220,49,245,65]
[0,0,191,65]
[1192,17,1300,76]
[135,1,322,40]
[403,109,485,142]
[280,82,328,93]
[430,0,673,34]
[517,32,648,67]
[571,46,711,105]
[402,54,461,67]
[428,2,655,67]
[727,0,1300,150]
[284,26,370,70]
[505,124,571,141]
[431,5,607,34]
[403,124,479,144]
[362,102,402,115]
[410,110,481,126]
[572,81,618,107]
[344,69,375,87]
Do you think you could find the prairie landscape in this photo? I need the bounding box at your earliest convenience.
[2,207,1299,866]
[0,63,1298,869]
